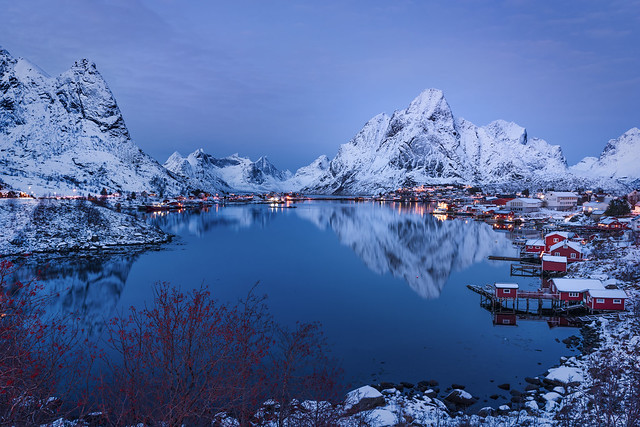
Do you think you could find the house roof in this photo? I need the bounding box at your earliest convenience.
[542,255,567,263]
[545,231,570,239]
[547,192,578,197]
[507,198,542,205]
[549,240,583,253]
[587,289,628,299]
[526,239,545,246]
[495,283,519,289]
[552,278,604,293]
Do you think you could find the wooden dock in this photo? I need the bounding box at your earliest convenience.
[511,263,541,277]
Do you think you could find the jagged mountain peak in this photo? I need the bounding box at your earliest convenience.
[405,88,450,118]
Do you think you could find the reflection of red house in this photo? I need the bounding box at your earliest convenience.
[524,239,545,254]
[542,255,567,273]
[495,283,518,299]
[585,289,627,311]
[494,313,517,326]
[549,240,583,262]
[550,278,604,302]
[544,232,570,251]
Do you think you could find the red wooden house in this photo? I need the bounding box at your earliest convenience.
[550,278,604,302]
[542,255,567,273]
[548,240,583,262]
[524,239,545,254]
[585,289,627,311]
[598,217,629,230]
[544,232,571,252]
[495,283,518,299]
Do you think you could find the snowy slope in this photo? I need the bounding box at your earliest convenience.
[305,89,570,195]
[163,149,293,193]
[570,128,640,189]
[0,48,187,196]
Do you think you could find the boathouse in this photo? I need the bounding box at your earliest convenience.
[495,283,518,299]
[548,240,583,262]
[544,231,571,252]
[550,278,604,302]
[585,289,627,311]
[524,239,545,254]
[542,255,567,273]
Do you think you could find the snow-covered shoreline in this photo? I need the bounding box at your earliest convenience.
[0,198,169,257]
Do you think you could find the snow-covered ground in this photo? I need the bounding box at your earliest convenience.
[0,198,168,256]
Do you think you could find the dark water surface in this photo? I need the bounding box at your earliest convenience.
[29,201,578,406]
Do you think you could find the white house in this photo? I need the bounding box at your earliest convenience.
[544,192,578,211]
[505,198,543,213]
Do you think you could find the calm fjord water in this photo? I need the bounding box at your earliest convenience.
[36,201,578,404]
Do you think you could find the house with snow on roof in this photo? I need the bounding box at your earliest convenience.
[549,240,583,262]
[505,197,542,213]
[585,288,627,312]
[598,217,629,230]
[543,191,578,211]
[542,255,567,273]
[523,239,545,255]
[544,231,572,252]
[550,278,604,303]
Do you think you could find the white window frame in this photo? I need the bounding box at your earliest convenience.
[569,292,580,298]
[570,253,576,259]
[596,298,605,303]
[613,299,622,304]
[503,289,511,294]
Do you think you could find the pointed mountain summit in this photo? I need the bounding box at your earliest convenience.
[305,89,568,194]
[0,48,186,196]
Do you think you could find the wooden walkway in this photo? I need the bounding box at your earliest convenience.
[511,263,541,277]
[573,312,622,323]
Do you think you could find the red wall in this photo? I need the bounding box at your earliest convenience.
[543,261,566,272]
[587,297,626,311]
[496,288,516,298]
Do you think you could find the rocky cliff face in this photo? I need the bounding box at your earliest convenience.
[0,48,186,196]
[305,89,570,194]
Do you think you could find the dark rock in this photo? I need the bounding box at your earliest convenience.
[489,394,500,400]
[346,396,386,415]
[525,384,539,392]
[525,377,541,385]
[444,389,477,406]
[498,383,511,390]
[428,379,439,386]
[478,407,495,417]
[425,390,437,399]
[400,382,414,389]
[379,382,394,390]
[509,390,522,397]
[451,383,466,390]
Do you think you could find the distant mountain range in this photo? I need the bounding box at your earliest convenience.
[1,48,638,196]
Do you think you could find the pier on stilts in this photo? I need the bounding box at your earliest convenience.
[466,284,563,314]
[510,263,541,277]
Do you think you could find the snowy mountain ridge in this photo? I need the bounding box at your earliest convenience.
[0,47,187,196]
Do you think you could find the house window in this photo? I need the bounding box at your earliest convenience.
[571,253,576,259]
[553,238,559,242]
[613,299,622,304]
[503,289,511,294]
[555,252,560,256]
[502,319,511,324]
[569,292,580,298]
[596,298,605,303]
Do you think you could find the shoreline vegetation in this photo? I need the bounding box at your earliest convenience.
[0,186,638,426]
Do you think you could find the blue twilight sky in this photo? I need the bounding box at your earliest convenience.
[1,0,638,171]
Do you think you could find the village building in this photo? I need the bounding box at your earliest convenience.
[598,217,629,230]
[524,239,545,254]
[632,216,640,233]
[505,197,543,213]
[634,202,640,215]
[544,231,571,252]
[543,191,578,211]
[585,288,627,311]
[548,240,583,261]
[582,201,609,215]
[542,255,567,273]
[495,283,518,299]
[550,278,604,303]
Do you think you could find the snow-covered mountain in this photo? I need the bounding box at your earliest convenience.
[305,89,571,194]
[163,149,293,193]
[570,128,640,189]
[0,47,186,196]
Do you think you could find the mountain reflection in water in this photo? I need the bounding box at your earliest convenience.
[151,201,516,299]
[12,252,141,335]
